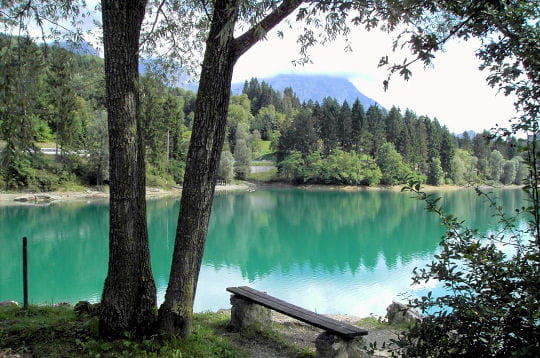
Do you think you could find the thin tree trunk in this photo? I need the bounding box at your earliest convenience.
[158,0,240,337]
[100,0,156,339]
[158,0,302,337]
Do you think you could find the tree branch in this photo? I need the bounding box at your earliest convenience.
[139,0,167,48]
[233,0,303,60]
[199,0,212,22]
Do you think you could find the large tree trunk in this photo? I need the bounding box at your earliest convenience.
[100,0,157,339]
[158,0,302,338]
[158,0,240,337]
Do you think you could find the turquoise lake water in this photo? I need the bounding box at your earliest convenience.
[0,188,526,317]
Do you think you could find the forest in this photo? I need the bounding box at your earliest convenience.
[0,34,526,191]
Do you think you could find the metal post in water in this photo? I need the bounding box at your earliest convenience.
[22,236,28,309]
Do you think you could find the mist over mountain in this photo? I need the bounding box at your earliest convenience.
[232,74,379,109]
[52,43,381,110]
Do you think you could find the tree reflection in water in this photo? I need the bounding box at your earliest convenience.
[0,188,526,316]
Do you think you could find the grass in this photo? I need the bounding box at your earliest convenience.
[234,323,315,358]
[0,305,321,357]
[254,153,277,161]
[0,305,91,357]
[253,141,276,161]
[248,168,278,182]
[250,160,275,166]
[355,315,415,331]
[0,306,248,358]
[35,142,58,149]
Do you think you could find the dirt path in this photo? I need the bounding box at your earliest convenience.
[221,310,398,358]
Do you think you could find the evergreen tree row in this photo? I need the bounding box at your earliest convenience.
[234,78,525,186]
[0,35,197,190]
[0,35,525,190]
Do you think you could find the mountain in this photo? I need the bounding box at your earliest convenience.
[232,74,379,109]
[56,41,99,56]
[456,130,477,138]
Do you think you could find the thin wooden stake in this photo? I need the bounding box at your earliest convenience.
[23,236,28,309]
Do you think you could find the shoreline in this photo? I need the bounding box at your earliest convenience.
[0,183,252,205]
[0,181,521,205]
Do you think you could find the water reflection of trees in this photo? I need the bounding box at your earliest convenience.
[146,198,180,279]
[203,189,527,281]
[0,189,526,302]
[0,201,109,302]
[436,189,527,234]
[203,190,434,280]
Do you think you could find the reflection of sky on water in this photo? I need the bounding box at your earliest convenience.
[190,251,441,317]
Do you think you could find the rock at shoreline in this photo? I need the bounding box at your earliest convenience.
[386,301,422,324]
[315,332,369,358]
[13,195,35,202]
[74,300,100,317]
[13,194,58,203]
[0,300,19,307]
[228,295,272,331]
[34,194,59,202]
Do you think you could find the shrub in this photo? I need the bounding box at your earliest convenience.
[146,172,174,187]
[169,159,185,184]
[393,183,540,357]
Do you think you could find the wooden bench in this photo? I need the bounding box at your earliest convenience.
[226,286,368,340]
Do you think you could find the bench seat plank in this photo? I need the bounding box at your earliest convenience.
[227,286,368,339]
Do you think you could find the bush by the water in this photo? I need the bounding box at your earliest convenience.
[392,184,540,357]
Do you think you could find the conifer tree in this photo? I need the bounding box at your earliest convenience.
[350,99,365,152]
[46,47,87,154]
[414,116,430,174]
[0,36,45,188]
[426,118,442,161]
[400,110,417,165]
[459,131,472,151]
[439,129,455,176]
[366,105,386,156]
[385,106,403,146]
[282,87,301,115]
[338,101,352,151]
[320,97,340,155]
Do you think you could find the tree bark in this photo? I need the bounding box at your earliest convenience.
[157,0,241,337]
[100,0,157,339]
[158,0,303,338]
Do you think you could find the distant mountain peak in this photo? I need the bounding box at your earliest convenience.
[55,40,99,56]
[232,73,379,109]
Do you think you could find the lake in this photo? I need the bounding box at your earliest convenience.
[0,188,526,317]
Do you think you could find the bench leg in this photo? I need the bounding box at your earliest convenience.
[229,295,272,331]
[315,332,369,358]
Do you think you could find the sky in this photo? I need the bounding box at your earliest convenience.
[18,1,516,135]
[232,24,517,134]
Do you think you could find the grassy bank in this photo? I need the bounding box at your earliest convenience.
[0,305,315,358]
[0,305,241,357]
